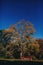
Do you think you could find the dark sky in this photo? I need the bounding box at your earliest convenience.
[0,0,43,39]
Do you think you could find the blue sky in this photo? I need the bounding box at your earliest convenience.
[0,0,43,39]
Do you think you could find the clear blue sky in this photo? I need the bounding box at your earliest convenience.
[0,0,43,39]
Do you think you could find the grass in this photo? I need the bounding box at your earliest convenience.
[0,58,43,62]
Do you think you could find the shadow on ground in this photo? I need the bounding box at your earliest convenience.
[0,60,43,65]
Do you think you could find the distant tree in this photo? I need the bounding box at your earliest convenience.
[0,43,6,58]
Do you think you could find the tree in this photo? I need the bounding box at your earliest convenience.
[1,20,36,59]
[0,43,6,58]
[28,40,40,58]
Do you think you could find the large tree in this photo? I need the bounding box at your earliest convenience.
[2,20,36,59]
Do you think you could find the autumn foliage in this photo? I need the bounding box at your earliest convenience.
[0,20,43,60]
